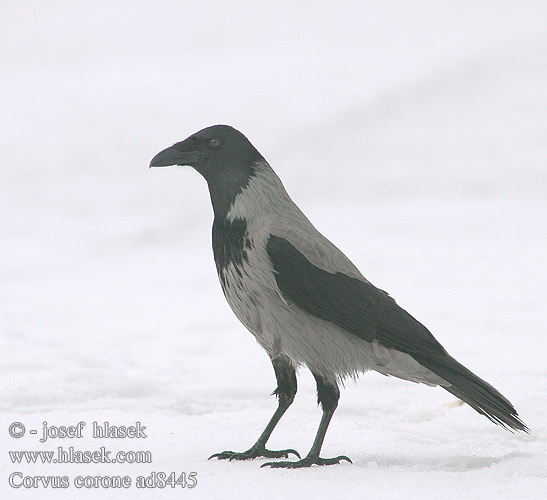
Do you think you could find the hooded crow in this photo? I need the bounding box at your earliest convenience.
[150,124,528,468]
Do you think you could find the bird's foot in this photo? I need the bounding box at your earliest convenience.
[209,443,300,461]
[261,454,352,468]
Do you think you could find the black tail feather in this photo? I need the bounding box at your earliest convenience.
[414,353,529,433]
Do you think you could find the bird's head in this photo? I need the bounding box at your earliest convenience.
[150,125,264,216]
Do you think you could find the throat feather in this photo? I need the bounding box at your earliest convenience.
[212,217,252,285]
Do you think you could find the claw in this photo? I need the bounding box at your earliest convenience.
[280,448,301,459]
[261,454,352,468]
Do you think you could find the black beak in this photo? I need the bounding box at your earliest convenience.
[149,145,206,168]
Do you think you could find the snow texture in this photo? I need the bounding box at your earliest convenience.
[1,1,546,499]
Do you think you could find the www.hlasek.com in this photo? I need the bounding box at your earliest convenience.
[10,446,152,464]
[7,420,197,489]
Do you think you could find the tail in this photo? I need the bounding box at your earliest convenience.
[414,353,529,433]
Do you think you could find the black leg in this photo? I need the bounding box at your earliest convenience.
[209,355,300,461]
[262,373,351,468]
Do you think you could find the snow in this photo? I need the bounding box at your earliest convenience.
[1,1,546,498]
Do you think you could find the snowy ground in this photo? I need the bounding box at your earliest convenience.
[1,1,546,498]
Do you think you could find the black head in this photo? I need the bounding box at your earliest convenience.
[150,125,264,216]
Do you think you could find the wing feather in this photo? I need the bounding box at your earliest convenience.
[267,235,447,361]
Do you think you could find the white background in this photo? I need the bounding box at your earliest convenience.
[1,1,546,498]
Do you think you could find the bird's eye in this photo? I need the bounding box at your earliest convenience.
[209,139,221,149]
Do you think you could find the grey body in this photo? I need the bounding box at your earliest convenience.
[222,160,444,386]
[150,125,527,468]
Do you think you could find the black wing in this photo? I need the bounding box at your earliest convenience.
[267,235,529,432]
[267,235,447,361]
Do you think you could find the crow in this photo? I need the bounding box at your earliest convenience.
[150,124,528,468]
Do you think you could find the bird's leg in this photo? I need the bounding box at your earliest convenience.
[262,374,351,468]
[209,356,300,461]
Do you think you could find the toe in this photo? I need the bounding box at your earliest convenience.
[208,451,236,460]
[263,448,301,459]
[261,454,352,468]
